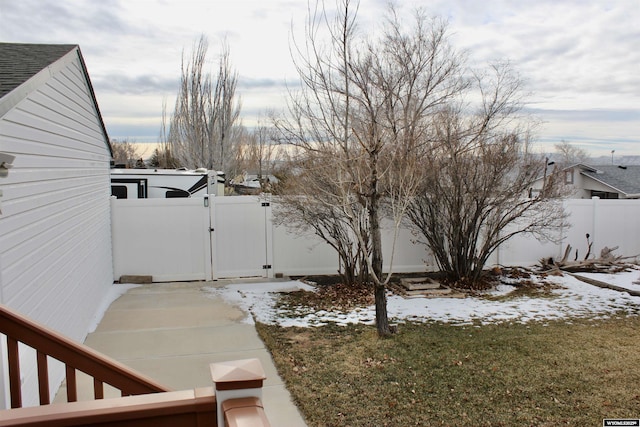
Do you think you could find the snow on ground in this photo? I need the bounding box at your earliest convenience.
[89,283,140,333]
[207,281,316,325]
[575,269,640,293]
[205,270,640,327]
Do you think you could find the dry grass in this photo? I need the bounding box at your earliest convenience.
[257,316,640,426]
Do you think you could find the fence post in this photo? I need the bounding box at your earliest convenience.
[263,194,274,279]
[210,358,267,427]
[592,196,599,255]
[559,199,566,259]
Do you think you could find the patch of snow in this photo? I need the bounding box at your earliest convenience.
[206,281,315,325]
[576,268,640,293]
[487,283,516,296]
[88,283,140,333]
[206,272,640,328]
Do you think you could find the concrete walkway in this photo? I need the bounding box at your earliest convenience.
[56,280,307,427]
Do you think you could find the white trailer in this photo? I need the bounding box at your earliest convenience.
[110,168,225,199]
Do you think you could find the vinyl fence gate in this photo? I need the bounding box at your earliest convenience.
[209,195,273,279]
[111,195,273,282]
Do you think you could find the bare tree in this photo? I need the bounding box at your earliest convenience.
[275,1,465,336]
[274,153,371,286]
[148,147,180,169]
[151,98,181,169]
[274,0,371,293]
[231,117,279,192]
[554,139,590,165]
[250,121,278,190]
[406,64,567,287]
[168,35,242,172]
[110,138,140,168]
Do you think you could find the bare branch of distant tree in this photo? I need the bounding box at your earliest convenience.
[150,97,181,168]
[553,139,590,166]
[168,35,242,172]
[231,116,279,192]
[110,138,140,168]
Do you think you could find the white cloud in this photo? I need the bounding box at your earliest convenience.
[1,0,637,156]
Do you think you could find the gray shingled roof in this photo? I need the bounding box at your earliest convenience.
[0,43,77,98]
[582,165,640,196]
[0,42,112,157]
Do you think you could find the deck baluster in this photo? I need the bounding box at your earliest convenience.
[66,365,77,402]
[94,378,104,399]
[36,351,50,404]
[7,337,21,408]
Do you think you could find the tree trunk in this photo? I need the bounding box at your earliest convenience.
[370,206,383,282]
[369,154,392,336]
[374,283,391,336]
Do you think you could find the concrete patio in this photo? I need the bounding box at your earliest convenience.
[55,279,307,427]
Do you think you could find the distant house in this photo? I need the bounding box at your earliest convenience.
[0,43,113,407]
[532,163,640,199]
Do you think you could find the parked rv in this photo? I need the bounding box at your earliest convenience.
[110,168,225,199]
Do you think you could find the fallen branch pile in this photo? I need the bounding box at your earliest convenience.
[540,234,638,273]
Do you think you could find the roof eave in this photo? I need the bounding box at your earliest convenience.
[74,46,113,158]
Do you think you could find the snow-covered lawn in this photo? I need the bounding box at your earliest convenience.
[575,270,640,293]
[206,268,640,327]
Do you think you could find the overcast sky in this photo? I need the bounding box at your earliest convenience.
[1,0,638,157]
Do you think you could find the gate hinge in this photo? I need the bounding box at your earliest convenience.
[262,264,272,269]
[261,202,270,207]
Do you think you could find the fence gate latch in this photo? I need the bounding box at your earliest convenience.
[261,202,270,207]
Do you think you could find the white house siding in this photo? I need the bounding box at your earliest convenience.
[0,48,113,407]
[568,169,592,198]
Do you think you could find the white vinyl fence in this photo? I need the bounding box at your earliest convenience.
[111,197,212,282]
[111,196,640,282]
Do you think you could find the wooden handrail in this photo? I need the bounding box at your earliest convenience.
[0,304,169,408]
[0,387,216,427]
[0,306,271,427]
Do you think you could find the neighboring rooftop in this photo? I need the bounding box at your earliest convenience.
[582,164,640,197]
[0,42,77,98]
